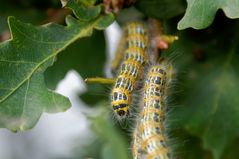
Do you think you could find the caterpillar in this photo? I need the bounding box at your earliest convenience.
[111,22,148,118]
[111,23,148,74]
[132,62,173,159]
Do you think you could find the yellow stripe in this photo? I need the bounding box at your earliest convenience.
[138,120,165,135]
[141,134,166,150]
[140,107,165,116]
[146,148,169,159]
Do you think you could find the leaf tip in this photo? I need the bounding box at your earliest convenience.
[95,13,115,30]
[7,16,17,40]
[7,16,16,22]
[177,19,188,30]
[177,19,207,30]
[19,124,27,132]
[7,16,17,28]
[10,128,18,133]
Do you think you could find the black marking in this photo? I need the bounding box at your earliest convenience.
[117,110,126,116]
[123,94,127,100]
[119,103,127,108]
[155,76,161,84]
[154,113,159,122]
[155,90,160,96]
[119,94,122,100]
[113,92,117,100]
[159,69,164,74]
[155,126,161,134]
[122,63,126,70]
[113,105,119,110]
[154,101,160,109]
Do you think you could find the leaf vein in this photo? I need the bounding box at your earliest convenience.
[52,93,60,111]
[0,59,38,64]
[21,79,30,119]
[0,53,57,103]
[12,23,67,45]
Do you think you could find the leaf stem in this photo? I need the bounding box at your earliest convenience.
[85,77,115,85]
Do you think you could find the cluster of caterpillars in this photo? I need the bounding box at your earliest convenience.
[85,21,177,159]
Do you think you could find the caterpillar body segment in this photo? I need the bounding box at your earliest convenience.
[111,22,148,74]
[127,34,148,49]
[111,22,148,119]
[120,60,142,78]
[111,74,133,116]
[125,47,147,65]
[133,64,172,159]
[111,88,131,116]
[142,65,169,159]
[127,22,147,35]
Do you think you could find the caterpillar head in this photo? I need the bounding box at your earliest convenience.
[111,89,131,118]
[115,106,129,118]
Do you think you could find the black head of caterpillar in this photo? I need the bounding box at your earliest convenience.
[111,73,134,118]
[111,87,131,118]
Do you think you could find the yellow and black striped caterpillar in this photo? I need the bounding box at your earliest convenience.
[85,20,178,158]
[132,62,173,159]
[111,22,148,118]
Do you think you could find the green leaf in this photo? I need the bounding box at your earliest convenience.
[45,31,106,89]
[178,0,239,30]
[94,14,115,29]
[135,0,186,19]
[0,6,46,35]
[174,46,239,158]
[222,138,239,159]
[0,0,114,131]
[63,0,101,21]
[180,67,239,159]
[45,30,109,105]
[163,18,239,158]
